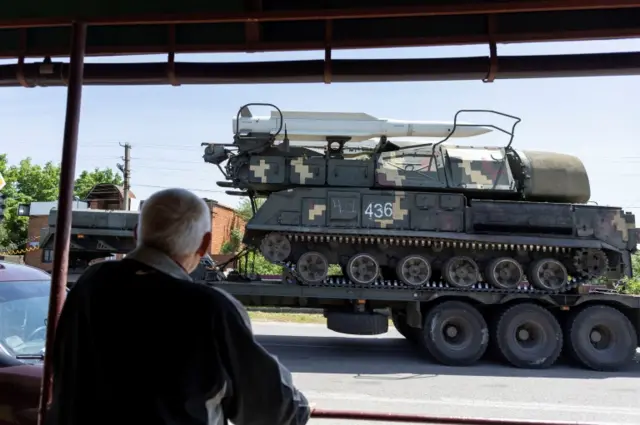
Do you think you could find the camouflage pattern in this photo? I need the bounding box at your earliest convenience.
[572,206,633,251]
[290,157,326,185]
[210,133,596,205]
[445,146,512,191]
[302,198,327,226]
[375,147,446,189]
[249,156,285,184]
[251,188,471,234]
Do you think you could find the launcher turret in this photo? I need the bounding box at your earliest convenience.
[203,103,499,196]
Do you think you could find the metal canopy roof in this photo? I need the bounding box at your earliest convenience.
[2,0,640,58]
[2,1,640,85]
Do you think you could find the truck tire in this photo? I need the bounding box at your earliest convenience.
[420,301,489,366]
[565,305,637,371]
[495,303,562,369]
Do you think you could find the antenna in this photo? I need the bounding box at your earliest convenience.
[282,124,290,152]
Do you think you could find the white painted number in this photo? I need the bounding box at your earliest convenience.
[364,202,394,219]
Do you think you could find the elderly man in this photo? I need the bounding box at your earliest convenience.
[47,188,311,425]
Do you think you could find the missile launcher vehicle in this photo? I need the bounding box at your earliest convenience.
[204,104,638,296]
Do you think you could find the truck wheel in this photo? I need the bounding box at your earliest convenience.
[391,310,421,344]
[495,303,562,369]
[565,305,637,371]
[421,301,488,366]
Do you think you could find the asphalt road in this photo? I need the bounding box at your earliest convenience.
[252,322,640,425]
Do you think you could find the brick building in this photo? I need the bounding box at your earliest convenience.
[208,201,246,255]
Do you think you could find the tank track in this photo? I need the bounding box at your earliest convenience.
[283,231,577,253]
[278,260,585,295]
[257,231,612,296]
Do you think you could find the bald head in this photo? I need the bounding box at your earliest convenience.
[137,188,212,267]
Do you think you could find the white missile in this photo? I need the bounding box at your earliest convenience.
[233,110,493,143]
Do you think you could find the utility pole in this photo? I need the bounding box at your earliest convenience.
[117,143,131,210]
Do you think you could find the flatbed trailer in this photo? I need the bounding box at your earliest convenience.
[200,275,640,372]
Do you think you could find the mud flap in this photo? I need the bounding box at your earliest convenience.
[406,301,423,329]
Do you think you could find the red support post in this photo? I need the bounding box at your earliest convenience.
[37,20,87,425]
[310,409,597,425]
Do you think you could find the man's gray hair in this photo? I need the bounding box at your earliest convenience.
[137,188,211,257]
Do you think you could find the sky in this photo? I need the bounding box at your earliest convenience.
[1,38,639,217]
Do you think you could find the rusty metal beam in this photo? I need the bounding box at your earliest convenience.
[1,0,640,29]
[1,52,639,88]
[37,20,87,425]
[2,27,640,60]
[244,0,262,51]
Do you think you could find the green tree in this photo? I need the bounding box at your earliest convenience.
[232,197,279,275]
[220,227,243,254]
[0,155,61,248]
[0,154,123,249]
[236,197,265,222]
[621,252,640,295]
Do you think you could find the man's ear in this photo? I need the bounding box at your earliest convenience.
[197,232,212,257]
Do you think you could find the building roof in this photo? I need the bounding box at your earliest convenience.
[214,202,242,214]
[85,183,136,201]
[0,1,639,85]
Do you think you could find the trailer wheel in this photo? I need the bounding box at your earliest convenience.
[565,305,637,371]
[495,303,562,369]
[421,301,489,366]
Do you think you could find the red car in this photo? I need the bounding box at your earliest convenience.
[0,261,51,425]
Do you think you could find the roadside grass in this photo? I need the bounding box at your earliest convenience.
[247,310,326,324]
[247,309,395,325]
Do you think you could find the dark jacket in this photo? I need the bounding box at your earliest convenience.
[46,246,311,425]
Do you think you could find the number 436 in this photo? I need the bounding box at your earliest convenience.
[364,202,393,219]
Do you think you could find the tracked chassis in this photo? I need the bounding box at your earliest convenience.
[247,185,634,296]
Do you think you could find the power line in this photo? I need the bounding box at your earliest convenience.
[134,184,228,193]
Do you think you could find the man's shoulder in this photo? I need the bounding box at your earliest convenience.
[192,283,245,312]
[72,260,122,287]
[189,284,252,326]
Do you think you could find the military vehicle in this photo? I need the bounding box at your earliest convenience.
[204,104,637,295]
[39,105,640,372]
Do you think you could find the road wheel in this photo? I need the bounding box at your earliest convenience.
[443,256,480,288]
[528,258,568,291]
[420,301,489,366]
[485,257,524,289]
[346,254,379,285]
[396,255,431,287]
[391,309,421,344]
[565,305,637,371]
[296,251,329,284]
[260,232,291,262]
[495,303,563,369]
